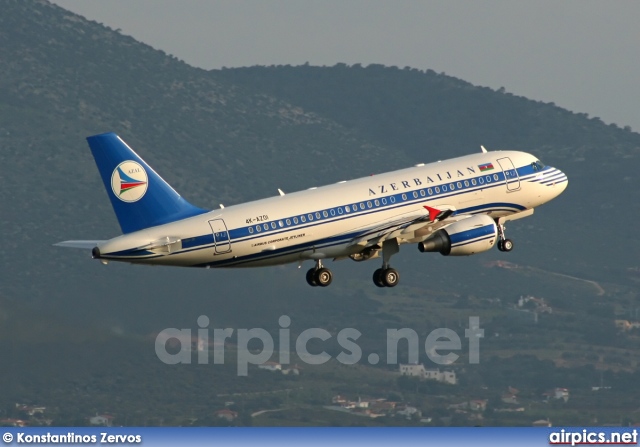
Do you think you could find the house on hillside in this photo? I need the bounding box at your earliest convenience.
[542,388,569,403]
[258,361,282,372]
[214,409,238,422]
[399,364,457,385]
[0,418,27,427]
[533,419,552,427]
[15,404,46,416]
[89,414,114,427]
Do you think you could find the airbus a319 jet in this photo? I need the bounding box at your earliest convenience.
[56,133,567,287]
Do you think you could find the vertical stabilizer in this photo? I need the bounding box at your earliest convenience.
[87,132,207,234]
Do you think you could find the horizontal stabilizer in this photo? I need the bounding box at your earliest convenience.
[54,240,105,249]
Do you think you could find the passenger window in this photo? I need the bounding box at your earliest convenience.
[301,215,306,222]
[464,180,469,187]
[316,212,321,219]
[359,203,365,210]
[271,222,276,229]
[401,194,407,201]
[263,223,269,231]
[382,198,388,205]
[374,199,380,206]
[308,214,313,221]
[286,219,291,225]
[248,227,254,234]
[293,217,299,224]
[493,174,499,181]
[323,211,328,218]
[330,209,336,216]
[420,190,425,197]
[278,220,284,227]
[256,225,261,233]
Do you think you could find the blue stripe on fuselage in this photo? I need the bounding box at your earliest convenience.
[104,162,533,262]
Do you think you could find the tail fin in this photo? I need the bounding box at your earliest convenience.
[87,132,207,234]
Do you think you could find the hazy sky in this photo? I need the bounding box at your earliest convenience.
[51,0,640,131]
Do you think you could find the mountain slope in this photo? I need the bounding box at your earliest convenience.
[0,0,637,333]
[216,64,640,278]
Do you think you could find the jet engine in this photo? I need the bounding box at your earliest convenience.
[417,215,497,256]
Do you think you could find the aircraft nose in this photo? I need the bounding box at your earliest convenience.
[546,167,568,197]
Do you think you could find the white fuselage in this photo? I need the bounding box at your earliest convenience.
[96,150,567,268]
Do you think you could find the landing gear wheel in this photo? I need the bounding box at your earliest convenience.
[502,239,514,252]
[382,268,400,287]
[314,267,333,287]
[373,268,385,288]
[497,240,505,252]
[306,268,318,287]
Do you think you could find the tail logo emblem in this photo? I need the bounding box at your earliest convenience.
[111,161,148,202]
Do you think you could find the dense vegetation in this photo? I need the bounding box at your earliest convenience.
[1,0,639,426]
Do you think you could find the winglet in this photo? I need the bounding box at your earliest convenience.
[424,205,455,222]
[424,205,442,222]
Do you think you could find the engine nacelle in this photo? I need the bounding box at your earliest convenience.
[417,214,497,256]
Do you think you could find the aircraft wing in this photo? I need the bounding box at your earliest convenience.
[54,240,106,249]
[348,205,463,249]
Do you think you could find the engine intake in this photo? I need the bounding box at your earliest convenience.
[418,214,497,256]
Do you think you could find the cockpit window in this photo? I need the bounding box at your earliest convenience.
[531,160,546,171]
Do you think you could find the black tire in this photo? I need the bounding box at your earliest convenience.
[373,268,386,287]
[502,239,514,252]
[315,267,333,287]
[306,268,318,286]
[497,240,505,252]
[382,268,400,287]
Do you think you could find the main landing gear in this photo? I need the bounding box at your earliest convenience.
[372,238,400,288]
[304,239,402,288]
[373,267,399,288]
[496,222,514,252]
[306,259,333,287]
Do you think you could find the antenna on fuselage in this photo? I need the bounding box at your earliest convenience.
[278,188,285,196]
[480,145,488,153]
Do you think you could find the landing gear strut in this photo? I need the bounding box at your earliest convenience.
[306,259,333,287]
[372,238,400,287]
[496,222,514,252]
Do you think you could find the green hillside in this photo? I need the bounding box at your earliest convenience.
[1,0,639,426]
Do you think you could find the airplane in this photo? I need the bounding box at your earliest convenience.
[56,133,568,287]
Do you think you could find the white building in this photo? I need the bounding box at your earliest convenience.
[399,364,457,385]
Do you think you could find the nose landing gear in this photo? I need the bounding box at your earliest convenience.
[496,222,514,252]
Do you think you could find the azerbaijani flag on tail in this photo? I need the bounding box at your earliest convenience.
[478,162,494,172]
